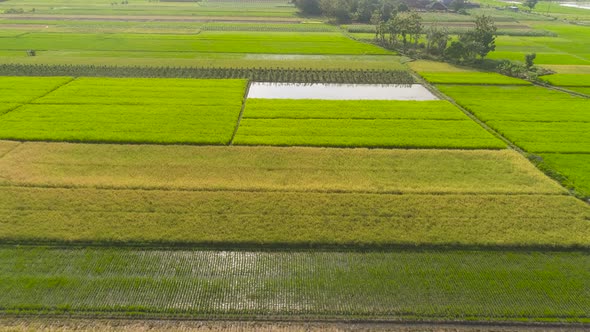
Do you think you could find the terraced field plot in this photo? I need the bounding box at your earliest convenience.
[1,247,589,321]
[0,77,247,144]
[234,99,505,148]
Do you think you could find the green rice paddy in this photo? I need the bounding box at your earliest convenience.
[1,247,588,322]
[0,77,247,144]
[419,72,531,85]
[234,99,505,148]
[437,85,590,153]
[0,31,389,55]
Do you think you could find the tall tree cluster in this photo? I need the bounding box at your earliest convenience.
[376,12,497,62]
[293,0,403,23]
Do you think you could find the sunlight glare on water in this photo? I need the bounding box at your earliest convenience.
[247,83,439,100]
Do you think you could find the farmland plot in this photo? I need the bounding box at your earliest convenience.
[437,85,590,152]
[234,99,505,148]
[436,84,590,198]
[0,0,298,17]
[1,247,589,322]
[0,142,586,249]
[419,72,530,85]
[540,74,590,87]
[0,31,390,56]
[540,153,590,198]
[488,121,590,153]
[0,187,589,247]
[0,76,72,103]
[489,35,590,65]
[569,87,590,95]
[0,77,248,144]
[0,143,565,194]
[540,73,590,96]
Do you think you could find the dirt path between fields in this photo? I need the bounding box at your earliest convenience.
[1,318,589,332]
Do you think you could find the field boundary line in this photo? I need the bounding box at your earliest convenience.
[0,239,588,252]
[0,183,569,196]
[0,317,586,331]
[229,81,251,145]
[0,77,77,119]
[3,242,590,253]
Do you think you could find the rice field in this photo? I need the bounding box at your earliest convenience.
[488,121,590,153]
[418,72,531,85]
[0,77,247,144]
[540,74,590,87]
[489,34,590,65]
[0,142,587,248]
[0,54,406,70]
[1,247,589,322]
[0,78,507,149]
[568,87,590,95]
[540,153,590,198]
[4,187,589,247]
[0,143,564,194]
[234,99,505,149]
[0,0,299,17]
[0,76,72,103]
[437,85,590,152]
[435,83,590,198]
[0,31,389,55]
